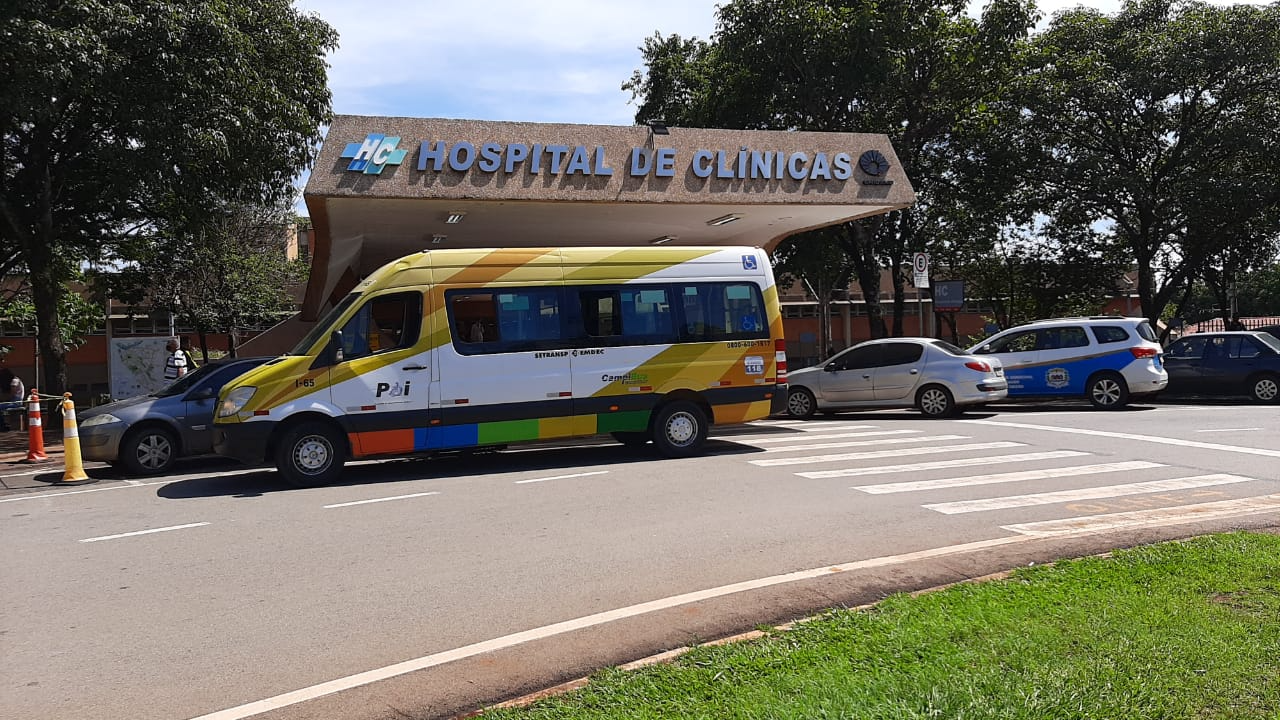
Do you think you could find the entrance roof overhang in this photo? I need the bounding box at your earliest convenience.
[301,115,915,320]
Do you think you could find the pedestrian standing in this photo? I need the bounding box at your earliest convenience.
[179,336,199,369]
[163,337,188,381]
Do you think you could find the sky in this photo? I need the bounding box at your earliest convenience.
[294,0,1146,128]
[289,0,1264,207]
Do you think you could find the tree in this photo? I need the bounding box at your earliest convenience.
[111,200,309,359]
[625,0,1038,337]
[1010,0,1280,328]
[1,1,337,393]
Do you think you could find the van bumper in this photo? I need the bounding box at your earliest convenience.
[213,421,276,465]
[771,385,789,415]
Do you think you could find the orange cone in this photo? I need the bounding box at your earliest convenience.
[21,390,49,464]
[56,393,95,485]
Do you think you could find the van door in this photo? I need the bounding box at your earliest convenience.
[327,291,429,456]
[436,287,574,448]
[1031,326,1091,395]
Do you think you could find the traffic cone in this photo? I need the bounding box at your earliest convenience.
[56,393,95,486]
[21,390,49,463]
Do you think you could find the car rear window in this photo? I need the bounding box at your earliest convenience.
[1092,326,1130,344]
[928,340,968,356]
[1135,321,1158,342]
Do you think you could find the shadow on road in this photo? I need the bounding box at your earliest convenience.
[152,439,765,500]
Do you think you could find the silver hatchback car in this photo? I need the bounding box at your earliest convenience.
[785,338,1007,418]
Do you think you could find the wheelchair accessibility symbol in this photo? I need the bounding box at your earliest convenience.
[742,255,758,270]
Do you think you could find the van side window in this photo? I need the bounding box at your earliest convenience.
[337,293,421,361]
[575,287,675,346]
[449,288,562,354]
[677,283,768,342]
[1092,326,1130,344]
[984,330,1037,354]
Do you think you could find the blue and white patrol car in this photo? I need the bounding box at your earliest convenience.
[968,317,1168,409]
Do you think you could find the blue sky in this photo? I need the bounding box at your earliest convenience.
[290,0,1264,209]
[295,0,1157,127]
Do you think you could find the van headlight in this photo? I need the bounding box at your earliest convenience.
[218,387,257,418]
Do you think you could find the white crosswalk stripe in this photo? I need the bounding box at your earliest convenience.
[797,451,1088,479]
[922,474,1254,514]
[750,441,1025,467]
[1002,494,1280,536]
[760,434,970,453]
[851,461,1164,494]
[735,420,1276,536]
[735,429,916,444]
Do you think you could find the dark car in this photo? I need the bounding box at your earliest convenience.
[78,356,273,474]
[1161,331,1280,403]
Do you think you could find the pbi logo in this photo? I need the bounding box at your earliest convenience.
[340,134,408,175]
[742,255,758,270]
[375,381,410,398]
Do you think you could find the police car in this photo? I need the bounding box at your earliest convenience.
[968,317,1167,409]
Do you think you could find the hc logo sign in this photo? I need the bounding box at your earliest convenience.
[340,134,408,175]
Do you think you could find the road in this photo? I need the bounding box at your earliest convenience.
[2,402,1277,720]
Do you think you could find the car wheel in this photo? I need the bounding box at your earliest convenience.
[120,426,177,475]
[786,387,817,419]
[1087,372,1129,409]
[611,431,650,448]
[652,401,709,458]
[917,385,957,418]
[1249,373,1279,404]
[275,421,347,487]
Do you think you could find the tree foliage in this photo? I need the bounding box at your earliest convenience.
[1,0,337,391]
[110,200,309,359]
[626,0,1038,337]
[1009,0,1280,327]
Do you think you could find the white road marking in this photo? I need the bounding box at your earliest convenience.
[801,451,1090,480]
[963,419,1280,458]
[514,471,610,485]
[1002,494,1280,536]
[851,461,1165,493]
[761,435,969,453]
[186,485,1280,720]
[750,441,1025,467]
[717,428,896,443]
[924,474,1254,514]
[79,522,209,543]
[1195,428,1262,433]
[323,491,442,509]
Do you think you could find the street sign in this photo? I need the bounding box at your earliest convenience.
[934,280,964,310]
[912,252,929,288]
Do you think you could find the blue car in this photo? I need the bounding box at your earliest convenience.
[78,356,272,475]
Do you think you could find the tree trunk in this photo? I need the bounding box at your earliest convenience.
[844,221,886,339]
[24,236,69,395]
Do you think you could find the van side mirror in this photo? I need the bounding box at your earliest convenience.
[330,330,345,364]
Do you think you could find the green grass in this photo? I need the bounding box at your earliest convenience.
[485,533,1280,720]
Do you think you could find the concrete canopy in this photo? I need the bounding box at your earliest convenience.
[301,114,915,321]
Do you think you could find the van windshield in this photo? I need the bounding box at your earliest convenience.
[288,293,360,356]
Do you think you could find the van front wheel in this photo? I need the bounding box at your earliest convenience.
[276,421,347,487]
[652,401,708,458]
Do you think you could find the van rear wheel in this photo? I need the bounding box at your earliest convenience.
[652,401,708,458]
[276,421,347,487]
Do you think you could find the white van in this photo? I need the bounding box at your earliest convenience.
[213,247,788,485]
